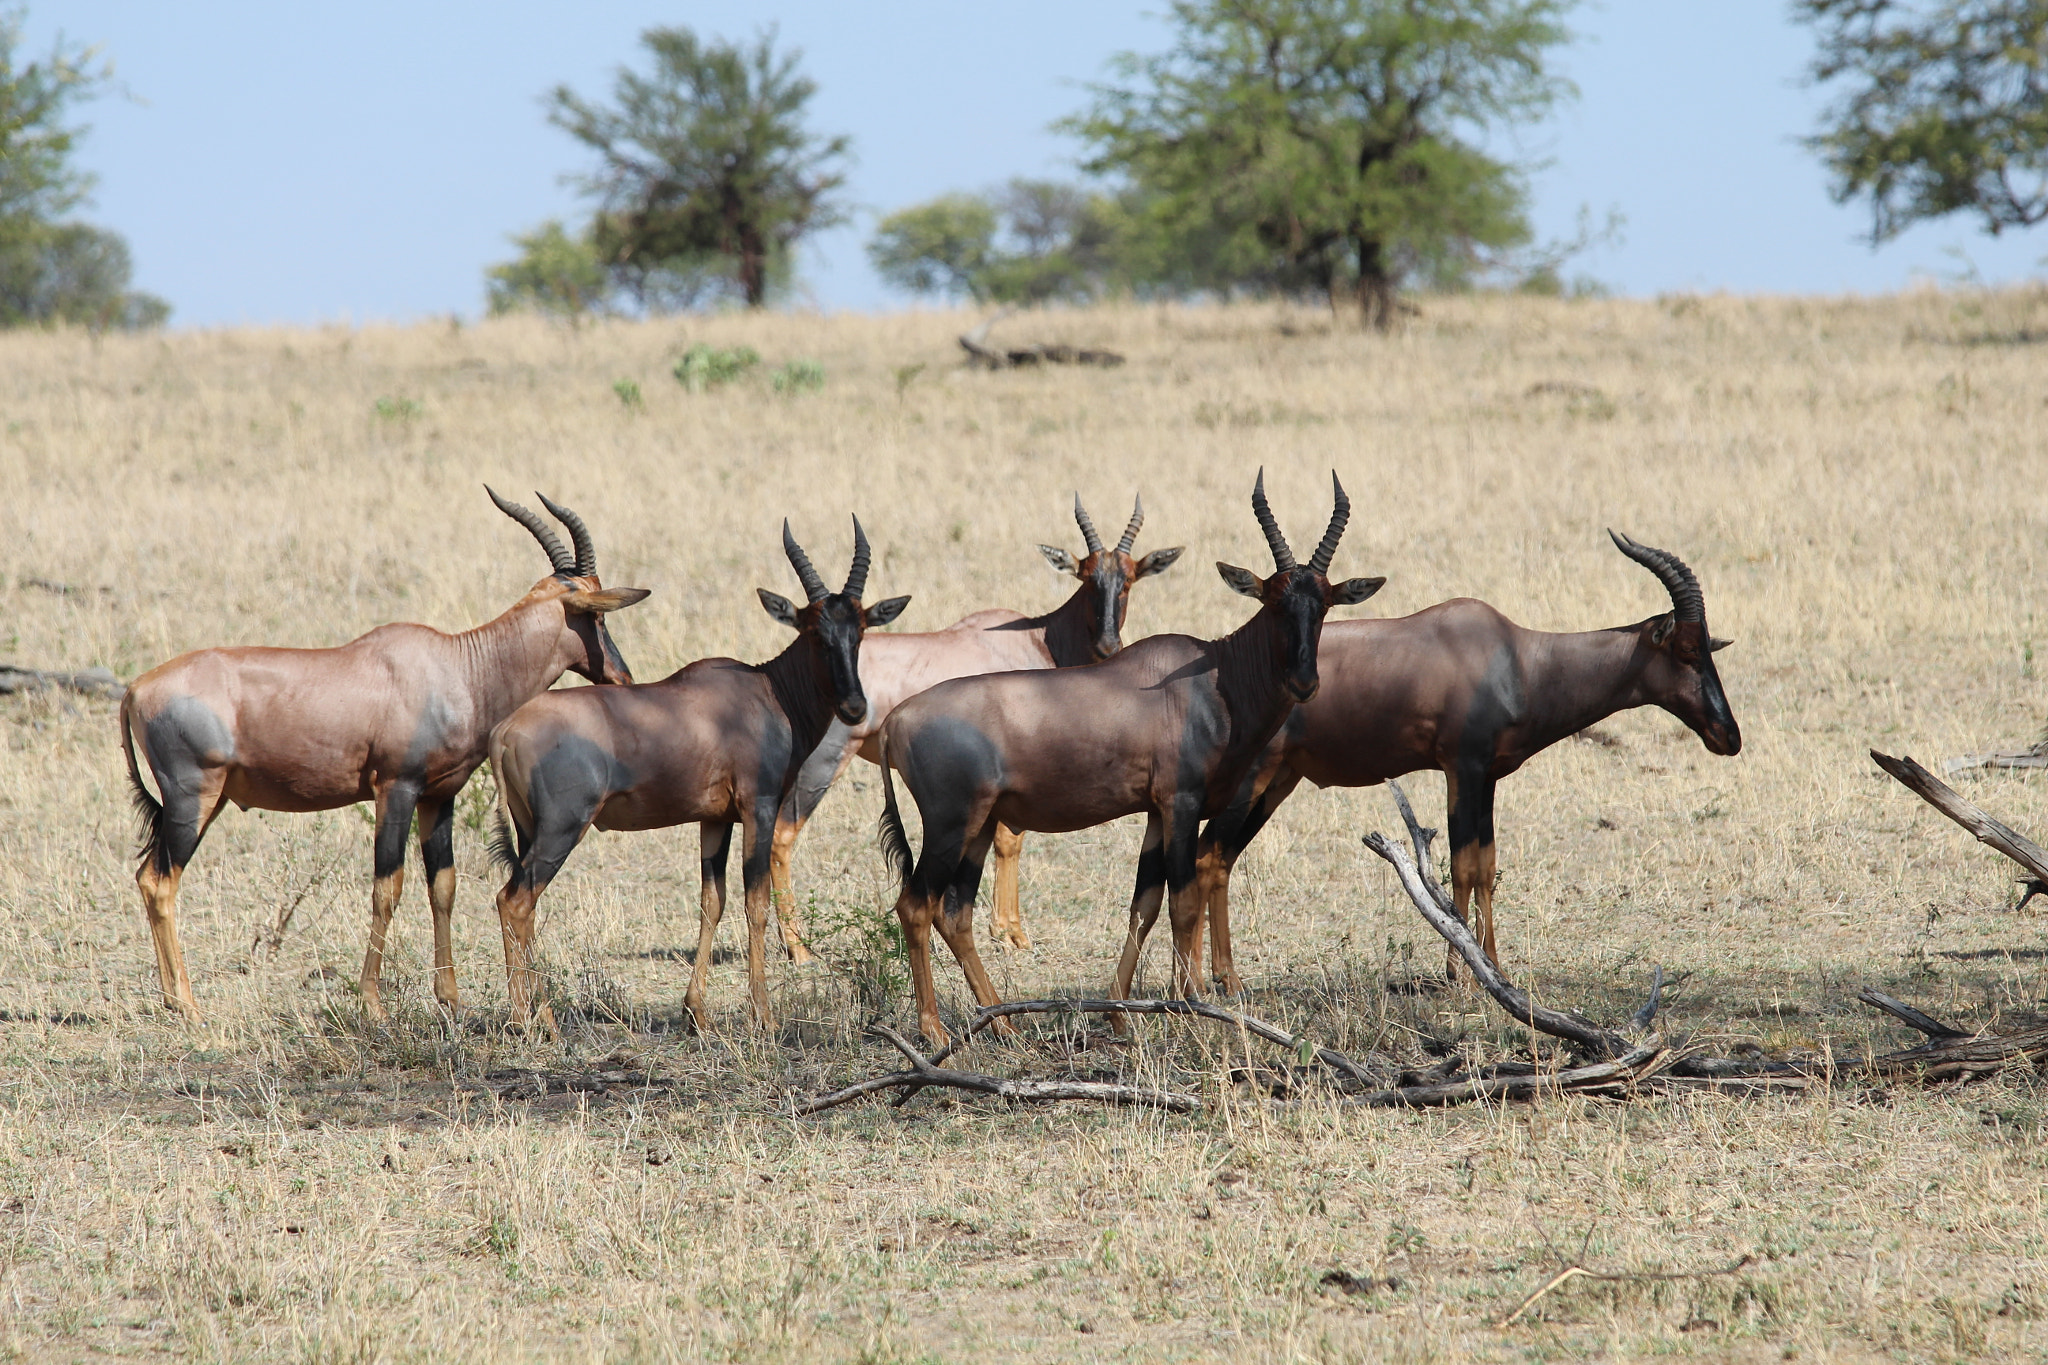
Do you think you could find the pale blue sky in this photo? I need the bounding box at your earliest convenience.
[28,1,2047,327]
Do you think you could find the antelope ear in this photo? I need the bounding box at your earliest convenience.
[1329,575,1385,606]
[1136,546,1185,579]
[1648,614,1675,646]
[757,589,801,630]
[1216,561,1263,599]
[863,595,912,628]
[1709,635,1734,653]
[1038,544,1082,577]
[563,587,651,613]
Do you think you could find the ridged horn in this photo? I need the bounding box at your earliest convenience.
[1250,468,1296,572]
[783,520,828,603]
[535,492,596,578]
[1073,493,1105,555]
[1306,472,1349,575]
[486,485,574,575]
[844,515,871,599]
[1608,529,1704,622]
[1115,495,1143,555]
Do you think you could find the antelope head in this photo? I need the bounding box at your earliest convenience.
[1038,493,1185,660]
[758,517,911,725]
[1218,469,1384,703]
[1608,530,1741,756]
[489,487,650,685]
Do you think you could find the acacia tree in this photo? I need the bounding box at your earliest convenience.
[1797,0,2048,244]
[1064,0,1574,328]
[545,26,849,309]
[0,9,166,328]
[867,179,1128,303]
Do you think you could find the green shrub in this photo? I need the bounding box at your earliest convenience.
[672,343,759,392]
[612,377,643,408]
[771,358,825,394]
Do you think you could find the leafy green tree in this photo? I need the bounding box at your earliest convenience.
[545,26,850,309]
[868,179,1129,303]
[484,220,610,317]
[868,194,996,300]
[1797,0,2048,244]
[1062,0,1575,328]
[0,9,166,328]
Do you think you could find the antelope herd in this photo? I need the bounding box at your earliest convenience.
[122,476,1741,1040]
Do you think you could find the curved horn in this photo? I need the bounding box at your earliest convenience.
[1306,472,1349,575]
[783,520,829,603]
[1250,467,1296,572]
[486,485,574,575]
[1608,529,1704,622]
[1073,493,1105,555]
[535,492,596,578]
[843,514,871,599]
[1115,494,1144,555]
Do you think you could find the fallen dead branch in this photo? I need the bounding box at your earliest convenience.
[1873,750,2048,888]
[0,664,125,700]
[1944,736,2048,775]
[798,1023,1199,1116]
[958,310,1124,370]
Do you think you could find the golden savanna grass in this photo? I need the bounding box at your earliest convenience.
[4,290,2048,1361]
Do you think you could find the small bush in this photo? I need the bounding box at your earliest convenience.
[673,343,759,392]
[772,359,825,394]
[805,897,908,1014]
[612,377,643,408]
[372,396,422,422]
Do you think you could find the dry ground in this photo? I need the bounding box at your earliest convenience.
[3,291,2048,1362]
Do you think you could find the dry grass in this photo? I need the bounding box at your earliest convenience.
[4,289,2048,1361]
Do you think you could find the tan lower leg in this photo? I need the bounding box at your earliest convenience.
[901,897,948,1047]
[1448,843,1483,981]
[359,868,405,1021]
[137,864,201,1019]
[989,823,1029,949]
[743,885,775,1030]
[1474,843,1499,965]
[1198,848,1244,995]
[427,866,458,1014]
[935,903,1013,1036]
[685,869,726,1034]
[768,819,814,964]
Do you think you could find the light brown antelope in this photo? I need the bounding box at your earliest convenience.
[488,519,908,1032]
[768,494,1182,956]
[120,490,648,1021]
[876,472,1383,1044]
[1195,531,1740,987]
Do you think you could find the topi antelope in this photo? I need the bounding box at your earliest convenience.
[877,471,1383,1044]
[121,489,649,1021]
[769,493,1182,957]
[488,518,908,1032]
[1196,530,1741,988]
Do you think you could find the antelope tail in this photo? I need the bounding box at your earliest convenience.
[488,806,522,874]
[119,697,167,874]
[875,748,914,894]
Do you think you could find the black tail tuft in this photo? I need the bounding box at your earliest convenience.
[488,807,523,873]
[875,753,914,892]
[120,707,167,874]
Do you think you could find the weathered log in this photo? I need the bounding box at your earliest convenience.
[1945,746,2048,775]
[1856,987,1969,1039]
[1344,1043,1671,1108]
[957,308,1125,370]
[1873,750,2048,887]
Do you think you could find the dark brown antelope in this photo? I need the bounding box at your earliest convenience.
[1195,530,1741,988]
[488,519,908,1031]
[768,494,1182,956]
[876,472,1383,1044]
[121,490,648,1021]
